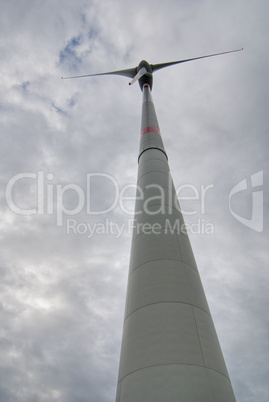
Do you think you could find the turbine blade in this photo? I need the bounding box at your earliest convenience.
[129,67,148,86]
[151,48,243,73]
[61,67,136,80]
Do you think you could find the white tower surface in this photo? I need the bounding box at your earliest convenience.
[115,84,236,402]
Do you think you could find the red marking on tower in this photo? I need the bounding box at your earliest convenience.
[141,126,161,136]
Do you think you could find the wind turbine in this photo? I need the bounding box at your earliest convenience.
[63,48,242,402]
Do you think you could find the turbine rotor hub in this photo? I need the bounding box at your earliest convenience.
[138,60,153,90]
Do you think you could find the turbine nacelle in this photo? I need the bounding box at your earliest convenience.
[61,48,243,91]
[130,60,153,90]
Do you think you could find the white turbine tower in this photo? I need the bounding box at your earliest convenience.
[62,48,242,402]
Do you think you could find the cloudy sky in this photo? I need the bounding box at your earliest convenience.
[0,0,268,401]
